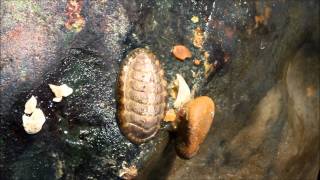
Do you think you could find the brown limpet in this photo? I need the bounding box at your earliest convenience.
[176,96,215,159]
[117,48,167,144]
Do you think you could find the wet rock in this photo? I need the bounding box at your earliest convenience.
[0,48,170,179]
[163,1,319,179]
[274,44,319,179]
[0,0,159,179]
[1,0,319,179]
[71,0,134,59]
[0,0,69,116]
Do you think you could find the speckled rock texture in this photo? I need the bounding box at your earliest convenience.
[0,0,319,179]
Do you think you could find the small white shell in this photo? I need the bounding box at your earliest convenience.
[173,74,191,109]
[22,108,46,134]
[53,97,63,103]
[49,84,73,102]
[24,96,37,114]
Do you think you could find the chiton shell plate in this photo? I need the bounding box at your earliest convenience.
[117,48,167,144]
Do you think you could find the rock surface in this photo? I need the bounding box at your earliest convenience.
[0,0,319,179]
[159,1,320,180]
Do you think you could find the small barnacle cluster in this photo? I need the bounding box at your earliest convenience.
[49,84,73,102]
[22,96,46,134]
[21,84,73,134]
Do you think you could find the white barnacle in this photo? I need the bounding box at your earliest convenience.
[53,97,63,102]
[49,84,73,102]
[22,108,46,134]
[24,95,37,114]
[173,74,191,109]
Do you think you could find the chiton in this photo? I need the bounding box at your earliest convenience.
[117,48,167,144]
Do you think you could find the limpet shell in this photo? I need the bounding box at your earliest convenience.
[176,96,215,159]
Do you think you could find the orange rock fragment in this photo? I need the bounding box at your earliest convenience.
[193,59,201,65]
[172,45,192,61]
[176,96,215,159]
[193,27,204,49]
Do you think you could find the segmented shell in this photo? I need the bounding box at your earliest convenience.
[117,48,167,144]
